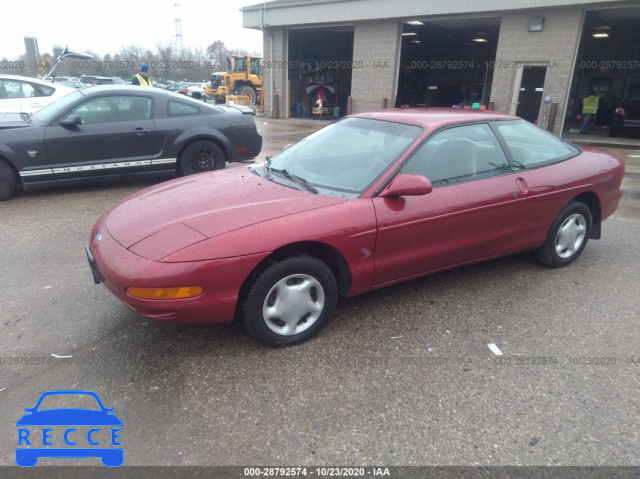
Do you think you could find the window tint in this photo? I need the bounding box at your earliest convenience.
[402,123,509,185]
[168,101,199,116]
[495,120,578,168]
[70,96,152,124]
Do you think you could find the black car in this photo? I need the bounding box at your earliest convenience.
[0,86,262,200]
[610,84,640,137]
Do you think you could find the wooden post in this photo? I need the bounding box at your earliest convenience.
[382,98,388,109]
[347,96,352,115]
[488,101,495,111]
[547,102,558,133]
[272,94,279,119]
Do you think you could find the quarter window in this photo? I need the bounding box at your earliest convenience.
[495,120,578,168]
[168,101,199,116]
[401,123,510,185]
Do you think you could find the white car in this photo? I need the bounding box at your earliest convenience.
[0,75,76,114]
[187,82,208,100]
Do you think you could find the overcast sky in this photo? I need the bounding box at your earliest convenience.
[1,0,264,59]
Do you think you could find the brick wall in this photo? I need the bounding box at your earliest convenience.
[351,21,402,113]
[489,7,584,133]
[262,29,287,118]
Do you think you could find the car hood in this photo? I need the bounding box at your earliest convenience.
[0,113,31,129]
[105,168,347,260]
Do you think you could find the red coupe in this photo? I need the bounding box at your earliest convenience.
[86,110,625,346]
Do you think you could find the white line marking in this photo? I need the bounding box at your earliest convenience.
[51,353,73,359]
[487,343,503,356]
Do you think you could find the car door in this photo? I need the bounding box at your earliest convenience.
[372,123,526,287]
[43,95,155,180]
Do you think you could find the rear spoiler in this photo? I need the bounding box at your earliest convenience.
[219,105,255,115]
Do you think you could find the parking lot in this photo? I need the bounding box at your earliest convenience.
[0,119,639,471]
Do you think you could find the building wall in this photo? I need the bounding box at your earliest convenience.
[350,21,403,113]
[489,7,584,133]
[262,29,287,118]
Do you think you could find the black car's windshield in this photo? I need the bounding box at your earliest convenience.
[30,90,84,125]
[254,117,422,197]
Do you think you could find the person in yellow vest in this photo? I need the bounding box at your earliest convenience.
[132,64,152,87]
[579,91,598,134]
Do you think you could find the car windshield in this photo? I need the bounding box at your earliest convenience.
[37,393,102,411]
[30,90,84,124]
[254,117,422,197]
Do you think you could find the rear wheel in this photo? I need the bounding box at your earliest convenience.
[178,140,226,175]
[0,160,16,201]
[242,255,338,346]
[535,201,592,267]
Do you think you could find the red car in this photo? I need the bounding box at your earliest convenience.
[86,109,625,346]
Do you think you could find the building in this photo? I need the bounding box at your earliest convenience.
[242,0,640,135]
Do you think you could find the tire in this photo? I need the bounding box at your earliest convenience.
[178,140,226,175]
[535,201,592,268]
[237,85,257,105]
[0,160,16,201]
[242,255,338,347]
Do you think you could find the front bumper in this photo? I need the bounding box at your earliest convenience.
[87,215,268,323]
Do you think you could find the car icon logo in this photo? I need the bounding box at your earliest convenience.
[16,390,123,467]
[95,234,102,241]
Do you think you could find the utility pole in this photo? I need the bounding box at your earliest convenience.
[173,3,184,57]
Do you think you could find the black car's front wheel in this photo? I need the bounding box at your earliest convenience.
[0,159,16,201]
[242,255,338,347]
[179,140,226,175]
[535,201,592,268]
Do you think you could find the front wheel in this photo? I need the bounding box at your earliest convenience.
[0,160,16,201]
[535,201,592,268]
[178,140,226,175]
[242,255,338,346]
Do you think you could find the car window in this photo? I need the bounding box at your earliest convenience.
[266,118,422,196]
[70,96,153,124]
[0,80,41,99]
[401,123,509,185]
[495,120,578,168]
[37,394,102,411]
[168,100,199,116]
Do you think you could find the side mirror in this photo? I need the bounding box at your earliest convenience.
[379,173,432,198]
[59,114,82,127]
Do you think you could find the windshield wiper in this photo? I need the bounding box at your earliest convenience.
[270,167,318,194]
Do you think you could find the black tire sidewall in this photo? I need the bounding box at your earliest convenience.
[179,140,226,175]
[0,160,16,201]
[242,255,338,346]
[537,201,592,267]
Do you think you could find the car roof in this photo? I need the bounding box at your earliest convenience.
[353,108,517,129]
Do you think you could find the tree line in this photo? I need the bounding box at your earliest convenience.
[0,40,260,83]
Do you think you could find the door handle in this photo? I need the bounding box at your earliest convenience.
[516,177,529,194]
[131,128,151,135]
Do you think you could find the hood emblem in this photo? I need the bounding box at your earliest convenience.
[27,150,38,158]
[95,234,102,241]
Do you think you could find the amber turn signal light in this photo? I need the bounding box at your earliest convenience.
[126,286,204,300]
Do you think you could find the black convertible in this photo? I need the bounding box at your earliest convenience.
[0,86,262,200]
